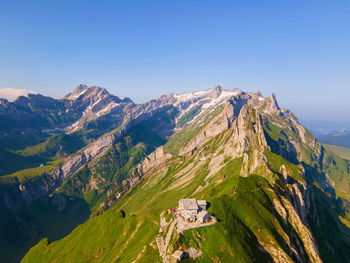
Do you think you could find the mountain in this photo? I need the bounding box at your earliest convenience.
[0,84,248,262]
[0,84,132,150]
[318,130,350,149]
[3,86,346,263]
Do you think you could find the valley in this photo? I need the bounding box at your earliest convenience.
[1,85,350,262]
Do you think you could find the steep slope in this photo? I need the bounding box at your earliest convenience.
[22,91,350,263]
[0,85,245,263]
[64,84,133,133]
[0,84,131,152]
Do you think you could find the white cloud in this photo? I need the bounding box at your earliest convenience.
[0,88,37,101]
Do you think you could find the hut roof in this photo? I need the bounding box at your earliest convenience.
[197,200,207,206]
[179,199,198,210]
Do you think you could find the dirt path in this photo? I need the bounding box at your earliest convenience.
[156,219,177,263]
[156,236,166,263]
[164,220,176,251]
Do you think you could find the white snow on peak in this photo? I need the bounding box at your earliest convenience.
[174,87,240,105]
[175,87,241,125]
[89,98,103,110]
[65,101,119,133]
[200,89,240,112]
[96,101,119,117]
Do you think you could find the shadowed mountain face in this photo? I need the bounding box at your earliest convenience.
[1,85,350,263]
[0,85,133,150]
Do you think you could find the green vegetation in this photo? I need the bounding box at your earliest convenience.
[57,122,167,211]
[22,139,320,263]
[23,152,304,263]
[0,105,176,263]
[9,97,350,263]
[0,146,47,176]
[22,212,160,263]
[0,129,90,176]
[0,195,90,263]
[0,160,62,183]
[323,143,350,161]
[20,133,86,159]
[178,105,202,126]
[307,185,350,262]
[264,150,304,182]
[322,147,350,199]
[164,104,225,154]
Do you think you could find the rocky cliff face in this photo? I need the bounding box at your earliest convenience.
[3,85,350,263]
[179,91,269,157]
[64,85,133,133]
[159,90,347,262]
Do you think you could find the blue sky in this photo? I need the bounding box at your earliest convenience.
[0,0,349,127]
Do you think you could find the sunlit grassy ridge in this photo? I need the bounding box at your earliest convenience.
[22,116,314,263]
[21,103,350,263]
[1,107,180,263]
[22,145,309,262]
[19,132,86,159]
[0,160,62,184]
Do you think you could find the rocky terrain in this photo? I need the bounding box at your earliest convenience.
[1,85,350,262]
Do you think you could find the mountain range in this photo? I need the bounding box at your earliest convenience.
[0,85,349,263]
[317,130,350,149]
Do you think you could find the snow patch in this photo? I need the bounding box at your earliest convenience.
[96,101,119,117]
[175,88,241,126]
[66,88,88,100]
[66,101,119,133]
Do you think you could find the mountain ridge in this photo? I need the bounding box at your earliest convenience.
[21,86,350,262]
[0,84,349,263]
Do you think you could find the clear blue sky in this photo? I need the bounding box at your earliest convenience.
[0,0,349,126]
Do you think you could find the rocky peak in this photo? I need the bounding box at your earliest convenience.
[121,96,133,103]
[210,85,224,99]
[224,104,268,157]
[259,93,281,115]
[73,86,113,102]
[65,84,89,100]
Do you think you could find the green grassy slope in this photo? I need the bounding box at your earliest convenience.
[22,108,327,263]
[22,212,160,263]
[0,195,91,263]
[262,113,350,262]
[20,102,350,263]
[323,143,350,161]
[20,133,86,159]
[0,146,47,176]
[1,105,181,263]
[22,147,311,262]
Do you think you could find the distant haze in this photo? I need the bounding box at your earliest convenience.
[0,88,36,102]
